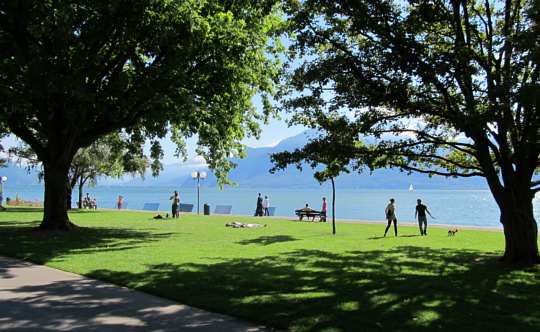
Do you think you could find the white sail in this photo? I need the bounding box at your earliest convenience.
[409,184,414,191]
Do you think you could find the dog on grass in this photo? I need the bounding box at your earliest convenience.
[448,228,458,236]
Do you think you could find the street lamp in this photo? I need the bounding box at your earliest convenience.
[191,171,207,214]
[0,176,7,209]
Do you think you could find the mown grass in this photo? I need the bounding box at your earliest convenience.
[0,208,539,331]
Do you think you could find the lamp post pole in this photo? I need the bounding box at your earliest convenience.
[191,171,207,215]
[196,175,200,215]
[0,176,7,209]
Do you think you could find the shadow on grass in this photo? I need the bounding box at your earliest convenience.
[237,235,299,246]
[0,225,174,265]
[87,247,540,332]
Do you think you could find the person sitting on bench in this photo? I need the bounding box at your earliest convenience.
[296,204,320,221]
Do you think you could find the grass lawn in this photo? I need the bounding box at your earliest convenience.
[0,208,539,331]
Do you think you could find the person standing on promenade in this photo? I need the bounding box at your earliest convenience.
[415,199,434,236]
[384,198,398,237]
[321,197,327,222]
[263,195,270,216]
[255,193,263,216]
[170,191,180,218]
[117,195,123,210]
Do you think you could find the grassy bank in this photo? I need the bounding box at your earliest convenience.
[0,208,539,331]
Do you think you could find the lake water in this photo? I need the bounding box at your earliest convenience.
[4,184,540,229]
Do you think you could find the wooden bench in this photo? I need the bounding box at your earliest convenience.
[295,209,322,221]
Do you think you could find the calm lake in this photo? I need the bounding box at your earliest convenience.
[5,184,540,229]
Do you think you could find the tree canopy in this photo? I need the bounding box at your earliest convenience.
[270,123,362,234]
[67,134,148,208]
[0,0,284,229]
[282,0,540,263]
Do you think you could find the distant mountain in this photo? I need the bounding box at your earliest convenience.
[1,131,488,189]
[182,131,487,189]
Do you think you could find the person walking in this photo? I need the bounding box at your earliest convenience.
[263,195,270,216]
[415,199,434,235]
[384,198,398,237]
[321,197,327,222]
[253,193,263,216]
[170,191,180,218]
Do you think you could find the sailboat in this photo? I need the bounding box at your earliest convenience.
[409,184,414,191]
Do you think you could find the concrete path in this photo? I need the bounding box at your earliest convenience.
[0,256,270,331]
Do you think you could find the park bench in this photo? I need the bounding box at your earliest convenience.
[295,209,322,222]
[178,203,194,213]
[142,203,160,211]
[214,205,232,214]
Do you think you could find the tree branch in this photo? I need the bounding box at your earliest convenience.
[388,162,484,177]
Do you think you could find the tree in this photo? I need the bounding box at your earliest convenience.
[68,134,147,209]
[271,120,363,234]
[283,0,540,263]
[0,0,283,229]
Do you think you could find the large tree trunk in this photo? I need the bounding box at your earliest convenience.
[66,186,72,211]
[40,162,76,230]
[499,192,539,264]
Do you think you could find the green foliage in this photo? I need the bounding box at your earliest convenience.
[282,0,540,197]
[0,0,284,183]
[270,126,361,183]
[70,133,148,188]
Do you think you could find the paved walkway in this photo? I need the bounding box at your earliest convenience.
[0,256,270,331]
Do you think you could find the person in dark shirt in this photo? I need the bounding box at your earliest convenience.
[415,199,434,235]
[255,193,264,216]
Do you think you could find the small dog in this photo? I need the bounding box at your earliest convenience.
[448,228,458,236]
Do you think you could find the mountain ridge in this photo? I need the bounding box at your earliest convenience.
[1,131,487,189]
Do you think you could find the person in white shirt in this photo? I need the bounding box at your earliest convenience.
[262,196,270,216]
[384,198,398,237]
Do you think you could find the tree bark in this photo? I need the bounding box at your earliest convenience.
[66,185,72,211]
[78,176,84,209]
[331,177,336,235]
[499,192,539,264]
[40,162,76,230]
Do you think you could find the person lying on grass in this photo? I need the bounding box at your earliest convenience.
[226,221,267,228]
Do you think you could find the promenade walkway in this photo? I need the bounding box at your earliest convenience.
[0,256,269,331]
